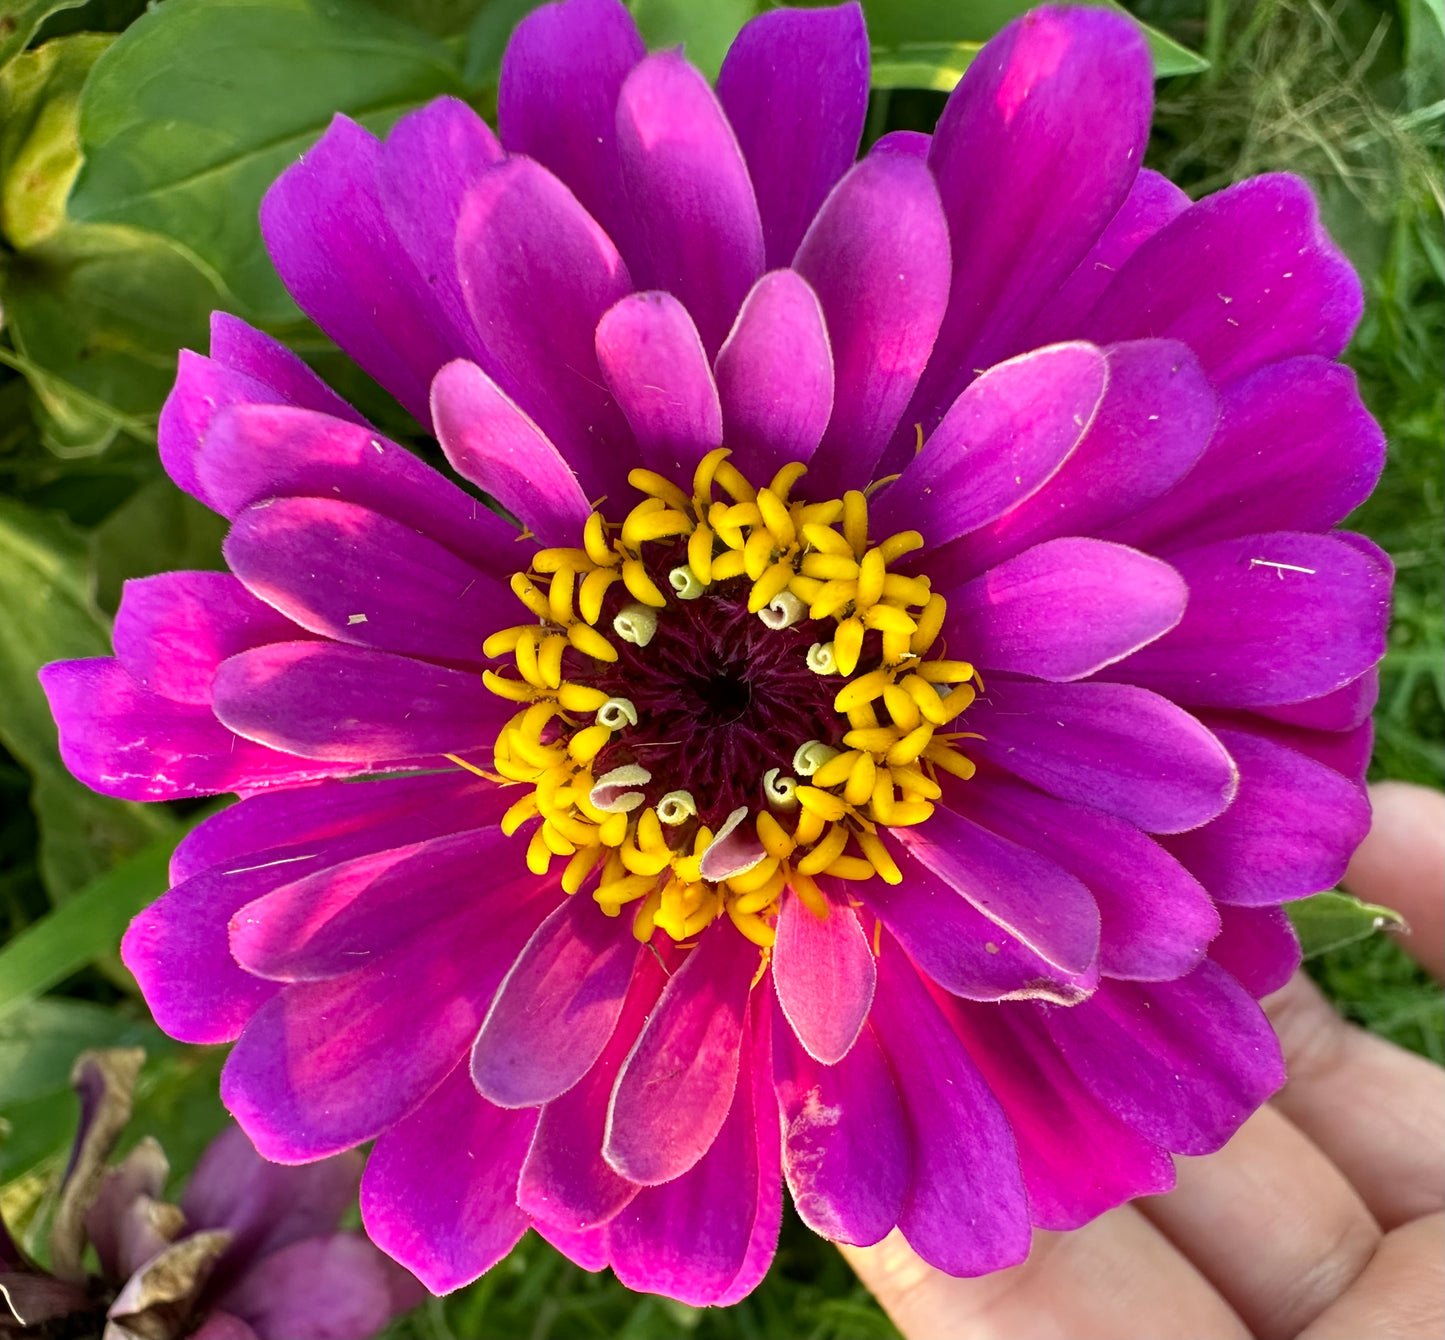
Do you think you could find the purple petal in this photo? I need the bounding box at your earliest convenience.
[713,269,833,480]
[870,129,929,159]
[967,679,1239,833]
[194,404,523,576]
[1105,357,1386,551]
[858,845,1097,1003]
[189,1312,257,1340]
[1253,667,1378,732]
[211,642,509,763]
[942,995,1175,1230]
[613,50,764,356]
[518,946,674,1231]
[1214,711,1373,784]
[771,888,874,1064]
[955,772,1219,983]
[260,116,477,427]
[772,998,908,1246]
[793,153,950,493]
[870,343,1105,548]
[609,999,778,1305]
[113,572,310,706]
[1022,169,1190,349]
[40,658,367,803]
[886,805,1099,976]
[223,498,508,667]
[943,538,1186,681]
[1162,726,1371,906]
[907,6,1152,432]
[218,1234,399,1340]
[938,339,1215,577]
[431,359,592,548]
[1039,962,1284,1155]
[456,157,636,504]
[870,938,1030,1275]
[595,291,723,477]
[222,877,557,1162]
[1108,531,1392,708]
[471,893,643,1108]
[532,1220,610,1272]
[497,0,644,247]
[208,313,366,425]
[1082,174,1364,384]
[716,3,869,268]
[604,919,758,1184]
[1209,904,1301,999]
[360,1062,537,1293]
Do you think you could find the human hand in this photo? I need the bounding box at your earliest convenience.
[844,781,1445,1340]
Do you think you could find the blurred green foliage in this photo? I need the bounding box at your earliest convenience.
[0,0,1439,1335]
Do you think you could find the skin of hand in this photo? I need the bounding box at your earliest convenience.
[843,780,1445,1340]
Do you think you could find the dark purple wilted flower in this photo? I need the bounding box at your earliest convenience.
[41,0,1390,1305]
[0,1051,418,1339]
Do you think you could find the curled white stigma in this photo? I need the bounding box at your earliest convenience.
[596,697,638,730]
[806,641,838,675]
[793,739,839,777]
[762,768,798,808]
[758,590,806,630]
[613,603,658,647]
[656,790,698,825]
[668,565,705,601]
[589,763,652,813]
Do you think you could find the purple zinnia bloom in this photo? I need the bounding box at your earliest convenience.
[41,0,1390,1304]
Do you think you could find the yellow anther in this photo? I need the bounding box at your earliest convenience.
[567,723,612,763]
[882,682,921,732]
[878,530,924,562]
[843,725,899,753]
[801,522,852,556]
[834,668,891,714]
[733,867,786,914]
[546,567,575,625]
[713,460,756,503]
[885,723,936,767]
[517,629,549,688]
[692,447,732,503]
[808,578,855,621]
[881,631,915,666]
[883,572,933,605]
[800,552,860,582]
[884,800,934,825]
[727,854,782,896]
[541,823,577,857]
[482,625,526,658]
[890,762,942,799]
[843,752,877,807]
[627,468,692,511]
[795,786,848,822]
[862,604,918,635]
[482,670,537,703]
[562,845,604,894]
[821,855,875,880]
[755,488,796,547]
[917,659,975,684]
[768,461,808,501]
[726,903,776,948]
[620,836,674,877]
[833,617,865,676]
[790,870,829,919]
[687,525,715,584]
[795,822,849,875]
[936,684,977,724]
[579,566,621,625]
[508,728,565,771]
[748,560,795,613]
[923,741,977,779]
[900,674,947,723]
[842,490,868,557]
[792,805,827,846]
[526,828,553,874]
[756,810,796,860]
[856,548,886,608]
[743,526,775,580]
[632,888,661,940]
[811,749,860,788]
[910,592,948,655]
[846,702,879,730]
[501,793,539,835]
[623,507,692,547]
[620,557,668,607]
[509,572,551,621]
[797,499,845,526]
[557,682,611,713]
[711,549,747,581]
[583,512,613,567]
[537,634,566,689]
[854,829,903,884]
[567,622,618,662]
[598,811,630,846]
[532,546,592,574]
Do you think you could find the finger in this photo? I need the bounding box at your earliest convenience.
[1299,1212,1445,1340]
[1266,971,1445,1228]
[841,1208,1250,1340]
[1138,1103,1380,1338]
[1344,781,1445,981]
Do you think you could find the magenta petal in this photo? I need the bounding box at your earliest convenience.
[219,1235,398,1340]
[471,892,643,1108]
[595,291,724,478]
[772,999,908,1247]
[260,115,474,427]
[456,157,635,503]
[967,680,1239,834]
[533,1220,610,1272]
[360,1062,537,1294]
[497,0,644,247]
[942,996,1175,1230]
[195,404,522,575]
[113,572,309,706]
[713,269,833,480]
[716,3,869,268]
[212,642,508,763]
[604,919,757,1184]
[1040,963,1285,1156]
[613,50,764,357]
[40,658,367,802]
[871,343,1106,548]
[871,129,929,159]
[772,889,874,1064]
[1083,174,1364,384]
[793,153,951,493]
[222,879,556,1162]
[224,498,508,666]
[943,339,1215,576]
[1216,711,1372,784]
[944,538,1186,681]
[1162,727,1371,906]
[889,806,1100,976]
[1108,532,1392,708]
[956,774,1219,983]
[208,313,366,426]
[1105,357,1386,551]
[189,1312,257,1339]
[431,359,592,548]
[910,5,1151,426]
[1209,904,1301,999]
[1253,667,1378,732]
[870,939,1029,1275]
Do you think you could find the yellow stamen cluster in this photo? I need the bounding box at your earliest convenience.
[473,450,978,949]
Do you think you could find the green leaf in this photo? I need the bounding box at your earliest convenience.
[69,0,469,324]
[1287,890,1408,959]
[0,0,88,74]
[629,0,756,80]
[0,496,173,901]
[0,997,157,1109]
[871,40,982,93]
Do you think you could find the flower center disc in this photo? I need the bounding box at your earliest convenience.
[475,451,980,948]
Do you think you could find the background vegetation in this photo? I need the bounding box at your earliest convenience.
[0,0,1439,1335]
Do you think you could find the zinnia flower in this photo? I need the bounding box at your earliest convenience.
[41,0,1391,1305]
[0,1050,418,1338]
